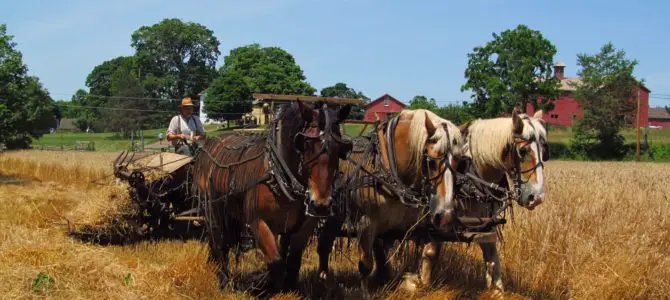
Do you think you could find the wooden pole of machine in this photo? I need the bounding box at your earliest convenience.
[636,87,641,162]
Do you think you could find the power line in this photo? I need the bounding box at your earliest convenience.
[56,104,252,115]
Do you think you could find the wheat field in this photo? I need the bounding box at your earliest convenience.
[0,151,668,299]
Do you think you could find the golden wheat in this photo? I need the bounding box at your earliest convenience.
[0,152,668,299]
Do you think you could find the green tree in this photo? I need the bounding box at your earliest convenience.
[435,104,475,125]
[102,67,150,135]
[461,24,560,118]
[219,44,316,95]
[0,24,57,149]
[320,82,369,119]
[205,71,253,125]
[130,19,220,129]
[84,56,138,130]
[408,95,439,111]
[131,18,220,100]
[570,43,639,159]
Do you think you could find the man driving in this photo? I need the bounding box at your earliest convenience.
[167,97,206,155]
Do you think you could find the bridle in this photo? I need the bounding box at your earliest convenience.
[504,118,548,204]
[292,104,353,216]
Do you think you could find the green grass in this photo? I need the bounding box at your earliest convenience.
[32,124,223,152]
[548,127,670,144]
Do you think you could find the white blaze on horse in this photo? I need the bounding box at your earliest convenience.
[456,109,549,293]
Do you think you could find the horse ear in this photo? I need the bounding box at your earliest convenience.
[512,110,524,135]
[297,100,314,122]
[459,121,472,138]
[424,112,437,138]
[337,104,351,122]
[533,109,544,119]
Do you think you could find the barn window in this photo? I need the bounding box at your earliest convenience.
[550,114,559,119]
[384,97,390,106]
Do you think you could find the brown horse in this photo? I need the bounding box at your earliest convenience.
[192,101,352,295]
[445,109,549,294]
[315,109,464,291]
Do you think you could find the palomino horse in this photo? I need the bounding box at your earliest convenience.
[449,109,548,293]
[192,101,352,294]
[315,109,464,291]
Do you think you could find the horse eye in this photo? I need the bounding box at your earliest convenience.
[519,147,528,157]
[452,139,457,146]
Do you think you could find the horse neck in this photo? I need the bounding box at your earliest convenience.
[473,161,507,187]
[276,120,302,178]
[375,120,421,187]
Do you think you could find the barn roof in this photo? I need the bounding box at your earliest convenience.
[649,107,670,120]
[365,93,407,108]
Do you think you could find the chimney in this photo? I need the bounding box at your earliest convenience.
[553,61,566,80]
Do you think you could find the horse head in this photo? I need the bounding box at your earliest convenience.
[400,110,462,228]
[513,109,549,209]
[459,109,548,211]
[423,113,466,228]
[293,101,352,215]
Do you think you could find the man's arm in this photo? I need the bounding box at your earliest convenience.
[166,117,185,141]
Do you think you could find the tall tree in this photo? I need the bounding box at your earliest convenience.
[131,18,220,100]
[102,67,150,135]
[570,42,639,159]
[320,82,369,119]
[84,56,138,130]
[205,71,253,125]
[0,24,56,149]
[461,24,560,118]
[219,44,316,95]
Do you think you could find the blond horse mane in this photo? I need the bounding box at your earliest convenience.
[403,109,458,169]
[464,116,537,169]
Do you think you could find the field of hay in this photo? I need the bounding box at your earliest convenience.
[1,151,669,299]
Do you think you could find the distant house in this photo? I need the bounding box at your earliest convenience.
[363,94,406,122]
[648,107,670,128]
[527,61,650,128]
[57,118,79,132]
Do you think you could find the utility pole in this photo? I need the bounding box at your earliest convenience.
[636,87,641,162]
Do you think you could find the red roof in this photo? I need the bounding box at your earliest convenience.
[365,93,406,108]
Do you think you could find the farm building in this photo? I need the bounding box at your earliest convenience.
[526,62,650,128]
[648,107,670,128]
[57,118,79,132]
[363,94,406,121]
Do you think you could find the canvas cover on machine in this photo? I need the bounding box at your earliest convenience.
[115,151,192,178]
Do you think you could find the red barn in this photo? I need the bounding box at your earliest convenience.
[364,94,406,121]
[527,62,650,128]
[648,107,670,128]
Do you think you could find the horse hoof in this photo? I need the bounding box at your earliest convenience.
[398,273,421,294]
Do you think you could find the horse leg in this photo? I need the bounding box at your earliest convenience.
[255,218,285,294]
[372,236,391,286]
[358,225,378,292]
[419,241,442,287]
[206,221,231,290]
[317,217,344,280]
[479,242,504,293]
[283,217,319,291]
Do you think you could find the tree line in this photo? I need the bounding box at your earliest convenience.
[1,20,645,159]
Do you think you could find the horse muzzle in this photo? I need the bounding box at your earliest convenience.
[524,193,545,210]
[306,197,333,217]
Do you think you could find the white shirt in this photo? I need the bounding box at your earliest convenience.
[167,115,204,146]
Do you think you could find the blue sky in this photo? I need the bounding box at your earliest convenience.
[2,0,670,107]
